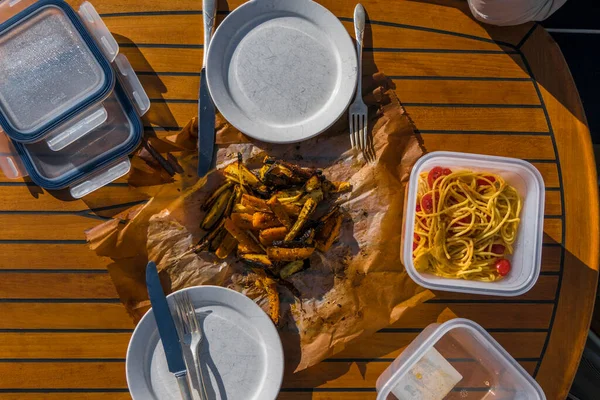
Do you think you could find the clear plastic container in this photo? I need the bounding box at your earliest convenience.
[376,318,546,400]
[0,0,115,143]
[402,151,545,296]
[0,54,149,198]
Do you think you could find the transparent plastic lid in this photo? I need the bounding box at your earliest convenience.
[0,0,114,141]
[376,319,546,400]
[13,82,143,190]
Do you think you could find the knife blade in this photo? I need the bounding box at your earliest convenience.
[146,261,192,400]
[198,69,215,177]
[198,0,218,177]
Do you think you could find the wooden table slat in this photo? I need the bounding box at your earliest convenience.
[0,1,595,399]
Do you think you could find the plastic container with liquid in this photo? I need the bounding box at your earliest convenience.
[402,151,545,296]
[376,318,546,400]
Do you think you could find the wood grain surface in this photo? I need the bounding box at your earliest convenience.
[0,0,597,399]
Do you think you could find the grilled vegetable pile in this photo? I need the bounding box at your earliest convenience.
[193,155,351,321]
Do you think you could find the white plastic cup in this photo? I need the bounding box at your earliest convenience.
[401,151,545,296]
[376,318,546,399]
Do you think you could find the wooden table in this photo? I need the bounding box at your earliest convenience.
[1,0,597,399]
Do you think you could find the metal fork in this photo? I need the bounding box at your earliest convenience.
[349,3,368,150]
[175,292,208,400]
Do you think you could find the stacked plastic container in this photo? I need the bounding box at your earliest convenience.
[0,0,149,198]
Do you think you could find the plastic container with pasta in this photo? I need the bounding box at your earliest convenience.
[401,151,545,296]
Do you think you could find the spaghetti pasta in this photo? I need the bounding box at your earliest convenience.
[412,167,522,281]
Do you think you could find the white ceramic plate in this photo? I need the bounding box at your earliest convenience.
[126,286,284,400]
[206,0,358,143]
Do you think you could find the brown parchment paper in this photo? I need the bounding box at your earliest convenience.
[86,73,434,372]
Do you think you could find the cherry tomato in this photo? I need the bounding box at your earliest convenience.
[491,244,506,255]
[427,166,445,188]
[442,168,452,176]
[460,215,472,224]
[421,193,434,213]
[477,176,496,187]
[495,259,511,276]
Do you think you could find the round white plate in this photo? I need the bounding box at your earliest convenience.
[206,0,358,143]
[126,286,284,400]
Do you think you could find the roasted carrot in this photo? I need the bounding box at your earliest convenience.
[252,212,283,229]
[230,213,254,230]
[268,196,292,229]
[259,226,288,246]
[224,218,263,253]
[267,246,315,261]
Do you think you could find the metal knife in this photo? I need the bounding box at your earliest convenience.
[146,261,192,400]
[198,0,218,177]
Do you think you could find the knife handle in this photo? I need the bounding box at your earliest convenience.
[202,0,217,68]
[175,372,193,400]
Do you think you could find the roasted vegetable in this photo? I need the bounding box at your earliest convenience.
[323,180,352,194]
[305,175,321,192]
[215,233,237,259]
[285,198,318,241]
[231,213,254,230]
[253,270,279,324]
[241,253,273,269]
[233,204,258,214]
[201,188,233,230]
[241,194,271,212]
[296,189,323,206]
[193,220,226,253]
[237,243,255,255]
[267,246,315,261]
[252,212,283,229]
[268,196,292,229]
[282,203,302,217]
[271,239,313,248]
[279,260,305,279]
[274,227,316,248]
[259,226,288,246]
[202,181,233,211]
[316,210,344,252]
[264,157,315,180]
[258,164,271,181]
[191,154,351,322]
[209,228,228,252]
[273,189,304,204]
[224,162,261,188]
[226,185,243,217]
[224,218,263,253]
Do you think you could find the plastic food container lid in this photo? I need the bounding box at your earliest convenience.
[376,318,546,400]
[402,151,545,297]
[0,0,115,142]
[13,80,142,191]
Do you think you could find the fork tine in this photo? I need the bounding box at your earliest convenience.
[350,114,357,149]
[360,114,367,150]
[173,296,184,334]
[185,296,198,332]
[175,295,188,334]
[353,114,360,150]
[184,293,199,333]
[349,113,355,149]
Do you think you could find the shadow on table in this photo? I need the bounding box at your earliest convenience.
[403,0,588,127]
[44,33,178,213]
